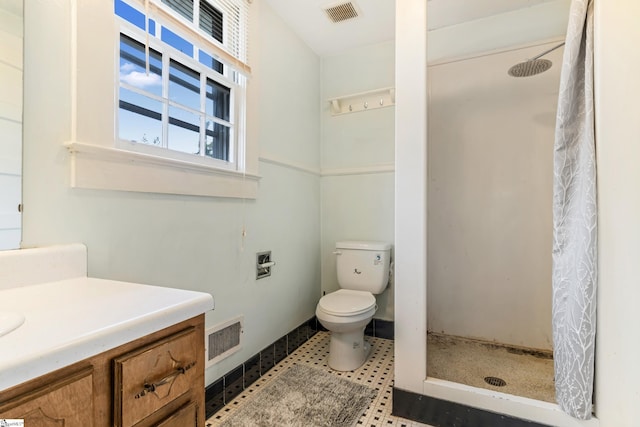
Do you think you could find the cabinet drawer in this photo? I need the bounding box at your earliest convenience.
[114,327,199,427]
[156,401,198,427]
[0,367,93,427]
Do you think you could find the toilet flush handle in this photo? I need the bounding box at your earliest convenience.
[333,250,342,255]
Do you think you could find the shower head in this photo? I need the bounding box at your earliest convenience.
[507,42,565,78]
[508,59,553,77]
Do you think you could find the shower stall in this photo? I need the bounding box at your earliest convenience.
[426,40,564,403]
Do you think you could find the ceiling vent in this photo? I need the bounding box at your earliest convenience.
[323,2,360,23]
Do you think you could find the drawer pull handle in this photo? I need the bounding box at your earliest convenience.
[134,361,196,399]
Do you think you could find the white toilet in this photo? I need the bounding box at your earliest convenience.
[316,241,392,371]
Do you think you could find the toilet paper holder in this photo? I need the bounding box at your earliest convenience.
[256,251,275,279]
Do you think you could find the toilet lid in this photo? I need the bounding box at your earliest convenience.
[319,289,376,317]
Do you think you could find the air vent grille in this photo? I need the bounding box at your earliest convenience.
[208,321,241,361]
[324,2,359,23]
[205,316,243,367]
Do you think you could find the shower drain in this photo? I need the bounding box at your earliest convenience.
[484,376,507,387]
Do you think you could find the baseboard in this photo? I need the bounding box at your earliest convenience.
[318,317,395,340]
[365,318,394,340]
[392,387,553,427]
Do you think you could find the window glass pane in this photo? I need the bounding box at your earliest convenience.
[168,106,201,155]
[169,60,200,110]
[199,50,224,74]
[206,78,230,121]
[199,1,223,43]
[161,27,193,56]
[115,0,145,30]
[120,88,162,115]
[162,0,193,21]
[119,89,162,145]
[205,120,230,161]
[119,35,162,97]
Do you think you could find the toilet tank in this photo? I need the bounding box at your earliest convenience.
[335,241,392,294]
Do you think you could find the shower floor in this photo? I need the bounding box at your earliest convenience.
[427,332,555,403]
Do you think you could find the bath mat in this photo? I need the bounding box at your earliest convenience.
[218,363,376,427]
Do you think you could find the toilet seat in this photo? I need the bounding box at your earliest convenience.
[318,289,376,317]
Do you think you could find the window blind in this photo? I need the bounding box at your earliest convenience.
[209,0,249,64]
[199,0,223,43]
[162,0,193,21]
[135,0,251,75]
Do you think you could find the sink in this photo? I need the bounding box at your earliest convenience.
[0,311,25,337]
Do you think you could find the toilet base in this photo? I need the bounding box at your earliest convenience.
[328,329,372,371]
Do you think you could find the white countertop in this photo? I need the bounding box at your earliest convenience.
[0,277,214,391]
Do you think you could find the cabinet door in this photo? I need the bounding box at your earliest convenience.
[0,368,93,427]
[114,327,199,427]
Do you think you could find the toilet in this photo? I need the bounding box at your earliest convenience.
[316,241,392,371]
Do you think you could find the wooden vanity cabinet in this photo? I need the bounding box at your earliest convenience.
[0,367,94,427]
[0,314,205,427]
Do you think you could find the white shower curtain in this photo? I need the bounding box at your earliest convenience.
[552,0,596,420]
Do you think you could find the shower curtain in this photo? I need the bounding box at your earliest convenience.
[552,0,596,420]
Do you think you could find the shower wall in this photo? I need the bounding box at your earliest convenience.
[427,42,563,350]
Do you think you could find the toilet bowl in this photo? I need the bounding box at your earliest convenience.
[316,289,377,371]
[316,241,391,371]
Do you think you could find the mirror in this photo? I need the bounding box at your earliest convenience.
[0,0,23,250]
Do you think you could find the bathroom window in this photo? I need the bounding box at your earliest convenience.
[115,0,248,169]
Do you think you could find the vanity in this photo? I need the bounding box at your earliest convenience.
[0,244,214,426]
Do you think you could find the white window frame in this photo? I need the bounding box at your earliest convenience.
[66,0,257,199]
[116,20,243,172]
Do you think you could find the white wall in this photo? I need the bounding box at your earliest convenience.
[428,0,570,63]
[320,40,395,320]
[0,3,22,250]
[21,0,321,384]
[395,0,569,396]
[394,0,640,425]
[394,0,428,393]
[427,42,561,350]
[594,1,640,425]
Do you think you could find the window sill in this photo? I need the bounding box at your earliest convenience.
[66,142,259,199]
